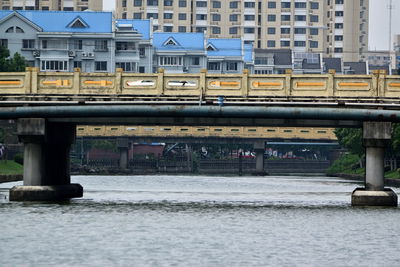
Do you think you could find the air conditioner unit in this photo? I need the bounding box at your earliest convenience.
[32,50,40,57]
[82,52,87,57]
[68,50,76,57]
[88,52,94,57]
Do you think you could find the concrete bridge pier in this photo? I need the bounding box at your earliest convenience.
[9,119,83,201]
[253,141,267,176]
[117,138,129,169]
[352,122,398,206]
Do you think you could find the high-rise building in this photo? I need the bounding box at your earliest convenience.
[0,0,103,12]
[115,0,368,61]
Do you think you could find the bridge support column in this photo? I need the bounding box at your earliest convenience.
[117,138,129,169]
[352,122,397,206]
[253,141,266,176]
[9,119,83,201]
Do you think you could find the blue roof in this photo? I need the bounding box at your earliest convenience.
[207,39,242,57]
[1,10,112,33]
[244,44,253,63]
[153,33,205,51]
[0,10,12,20]
[116,19,151,40]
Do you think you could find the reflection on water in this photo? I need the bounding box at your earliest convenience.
[0,175,399,266]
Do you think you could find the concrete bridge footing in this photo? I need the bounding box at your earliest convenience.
[352,122,398,206]
[9,118,83,201]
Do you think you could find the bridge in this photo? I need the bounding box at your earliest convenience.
[1,69,400,206]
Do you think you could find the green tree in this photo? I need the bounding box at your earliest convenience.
[0,46,26,72]
[334,128,363,156]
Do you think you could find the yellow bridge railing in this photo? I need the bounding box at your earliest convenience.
[76,126,337,140]
[1,68,399,103]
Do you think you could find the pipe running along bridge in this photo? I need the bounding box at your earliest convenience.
[1,68,400,206]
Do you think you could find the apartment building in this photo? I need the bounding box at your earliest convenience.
[115,0,368,61]
[0,0,102,11]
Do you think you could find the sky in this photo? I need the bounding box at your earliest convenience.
[103,0,400,51]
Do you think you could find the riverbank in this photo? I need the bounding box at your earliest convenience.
[0,161,23,183]
[330,172,400,187]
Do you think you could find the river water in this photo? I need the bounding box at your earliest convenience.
[1,175,400,266]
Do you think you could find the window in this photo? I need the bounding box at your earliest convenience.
[5,27,14,33]
[116,62,136,72]
[196,1,207,7]
[335,0,344,4]
[179,0,187,7]
[164,13,173,19]
[295,15,306,21]
[134,0,142,6]
[335,35,343,41]
[309,41,318,48]
[295,2,306,8]
[139,47,145,57]
[230,1,238,8]
[334,48,343,53]
[179,13,187,20]
[63,7,73,11]
[281,40,290,47]
[267,40,276,47]
[164,26,173,32]
[41,60,68,71]
[95,61,107,71]
[268,2,276,8]
[208,62,221,70]
[212,14,221,21]
[310,15,319,22]
[196,27,206,33]
[335,11,344,16]
[244,15,255,21]
[212,27,221,34]
[230,14,238,21]
[294,41,306,47]
[147,0,158,5]
[244,27,255,33]
[191,57,200,65]
[122,0,127,7]
[42,6,49,10]
[229,27,238,34]
[147,13,158,19]
[42,39,67,50]
[267,15,276,21]
[95,40,108,51]
[244,2,255,8]
[335,23,343,29]
[212,1,221,8]
[281,2,291,8]
[133,13,142,19]
[73,61,82,69]
[196,14,207,20]
[294,28,306,34]
[281,28,290,34]
[267,27,275,34]
[164,0,173,6]
[255,57,273,65]
[178,26,186,32]
[116,42,135,51]
[0,39,8,48]
[72,39,83,50]
[227,62,238,71]
[310,2,319,9]
[281,15,290,21]
[159,56,183,66]
[22,39,35,49]
[310,28,319,35]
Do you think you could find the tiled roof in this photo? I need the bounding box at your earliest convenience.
[0,10,112,33]
[207,38,242,57]
[153,32,205,51]
[116,19,151,40]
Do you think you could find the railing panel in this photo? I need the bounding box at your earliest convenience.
[290,75,330,97]
[162,74,202,96]
[79,73,117,95]
[121,73,160,95]
[382,75,400,98]
[0,72,29,94]
[36,72,74,94]
[205,74,243,96]
[333,75,375,97]
[248,75,287,97]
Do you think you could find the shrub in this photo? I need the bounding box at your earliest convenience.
[14,153,23,165]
